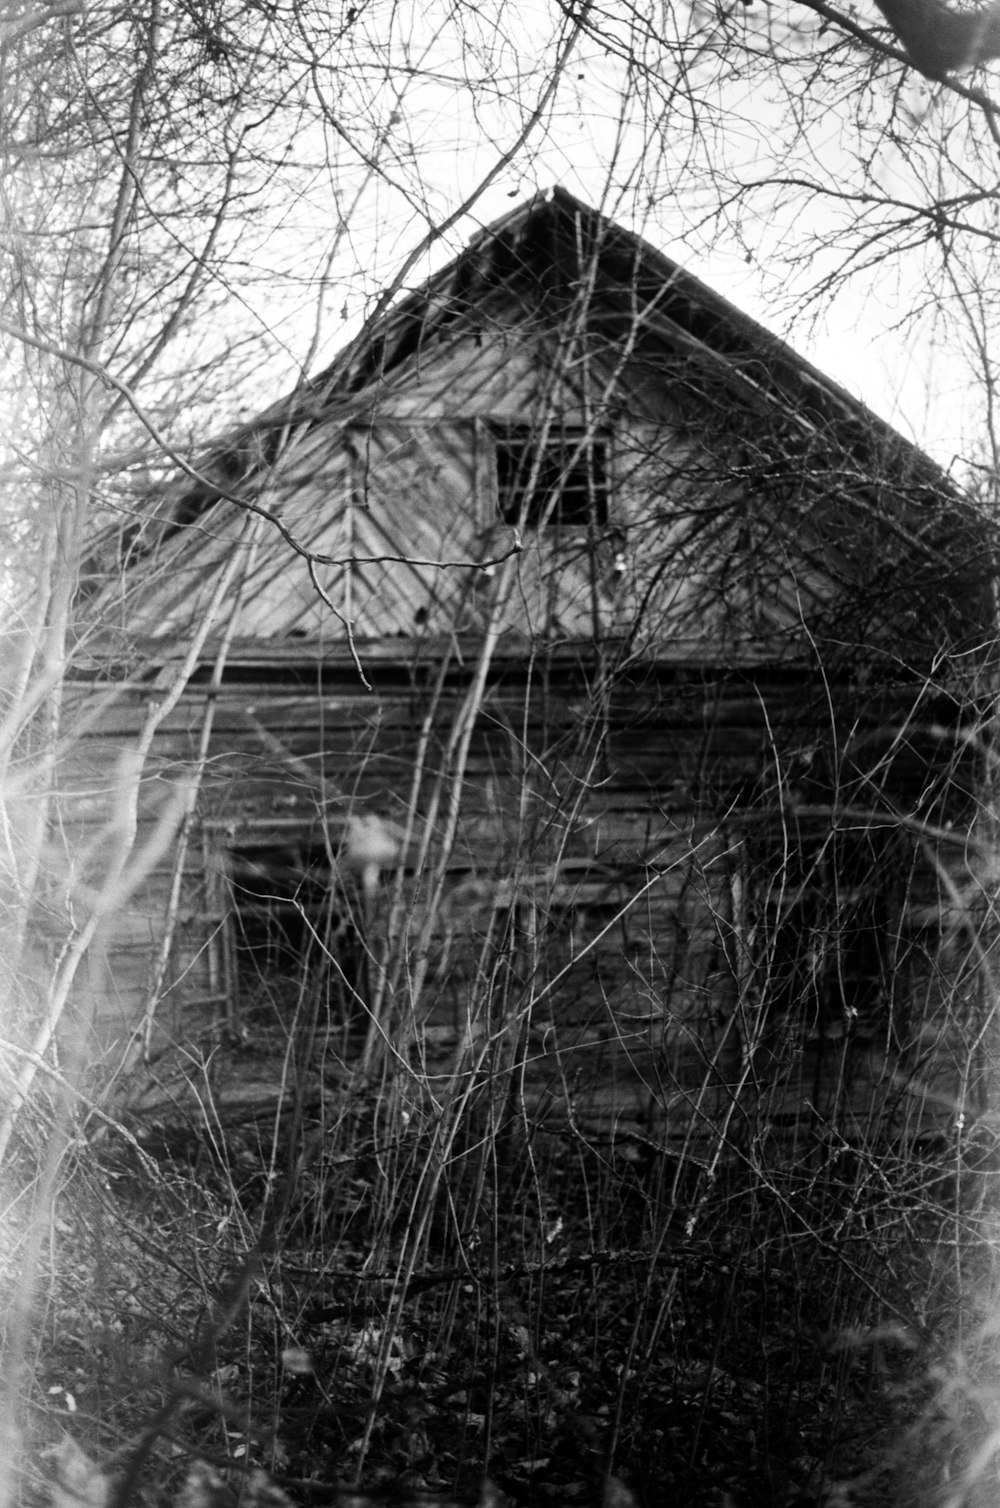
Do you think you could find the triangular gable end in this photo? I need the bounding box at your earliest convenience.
[84,188,988,669]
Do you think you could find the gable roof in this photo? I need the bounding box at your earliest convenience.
[82,187,991,667]
[156,186,953,482]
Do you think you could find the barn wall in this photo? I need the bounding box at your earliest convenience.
[58,643,989,1154]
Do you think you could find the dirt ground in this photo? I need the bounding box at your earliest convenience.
[4,1110,1000,1508]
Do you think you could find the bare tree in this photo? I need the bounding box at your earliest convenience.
[3,1,1000,1503]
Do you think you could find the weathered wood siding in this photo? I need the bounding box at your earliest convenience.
[93,321,929,659]
[59,638,988,1155]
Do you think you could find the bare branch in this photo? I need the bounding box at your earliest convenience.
[0,0,81,45]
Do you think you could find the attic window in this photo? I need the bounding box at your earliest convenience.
[493,425,609,528]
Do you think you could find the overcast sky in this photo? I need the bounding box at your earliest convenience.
[169,0,991,482]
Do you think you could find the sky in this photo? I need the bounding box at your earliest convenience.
[16,0,981,502]
[216,0,984,481]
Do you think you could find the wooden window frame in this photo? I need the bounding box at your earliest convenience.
[490,422,611,530]
[204,821,364,1029]
[747,821,901,1045]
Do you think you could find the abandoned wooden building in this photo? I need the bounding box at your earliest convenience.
[69,186,994,1164]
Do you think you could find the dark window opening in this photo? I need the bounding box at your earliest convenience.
[751,827,900,1047]
[494,425,609,528]
[227,842,364,1024]
[764,884,889,1035]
